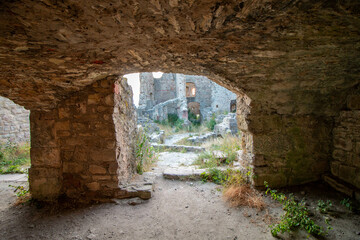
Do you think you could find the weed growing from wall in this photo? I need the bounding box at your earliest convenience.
[135,128,158,174]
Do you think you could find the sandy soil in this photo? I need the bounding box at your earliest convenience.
[0,147,359,240]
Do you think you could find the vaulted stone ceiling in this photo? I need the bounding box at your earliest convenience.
[0,0,359,114]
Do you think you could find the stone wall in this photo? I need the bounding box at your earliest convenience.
[0,96,30,143]
[154,73,176,105]
[211,84,237,114]
[185,75,212,112]
[331,94,360,190]
[29,76,137,201]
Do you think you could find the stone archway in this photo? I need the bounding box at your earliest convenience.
[0,1,359,201]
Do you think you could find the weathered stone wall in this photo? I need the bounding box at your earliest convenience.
[139,73,155,109]
[29,76,137,201]
[0,96,30,143]
[185,75,212,113]
[331,94,360,190]
[154,73,176,105]
[211,84,237,114]
[1,1,360,195]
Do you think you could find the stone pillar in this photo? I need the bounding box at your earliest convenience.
[138,73,155,109]
[331,94,360,191]
[175,73,188,120]
[29,76,137,201]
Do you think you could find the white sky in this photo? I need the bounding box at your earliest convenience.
[124,72,164,106]
[124,73,140,106]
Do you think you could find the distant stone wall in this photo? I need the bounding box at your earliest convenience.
[331,94,360,190]
[154,73,176,105]
[211,83,237,113]
[185,75,212,112]
[0,96,30,143]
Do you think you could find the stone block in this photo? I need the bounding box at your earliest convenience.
[55,121,70,131]
[89,165,107,174]
[31,147,61,168]
[333,137,353,151]
[330,161,340,176]
[93,175,112,181]
[347,95,360,110]
[90,149,116,162]
[58,107,70,119]
[63,162,83,173]
[108,162,118,174]
[339,164,356,184]
[86,182,100,191]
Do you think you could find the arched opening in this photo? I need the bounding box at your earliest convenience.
[124,72,253,185]
[0,96,30,174]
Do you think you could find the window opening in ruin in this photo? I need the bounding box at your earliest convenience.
[186,82,196,98]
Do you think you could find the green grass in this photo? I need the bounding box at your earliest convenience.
[0,141,30,174]
[193,135,241,168]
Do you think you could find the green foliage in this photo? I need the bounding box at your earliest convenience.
[340,198,353,211]
[174,118,184,132]
[9,184,29,197]
[188,110,201,126]
[167,113,179,126]
[317,200,332,214]
[135,128,158,174]
[194,135,241,168]
[201,168,251,186]
[200,168,227,184]
[206,114,216,131]
[0,141,30,174]
[264,181,329,237]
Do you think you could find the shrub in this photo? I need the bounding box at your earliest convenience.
[0,141,30,174]
[188,110,201,126]
[206,114,216,130]
[167,113,179,126]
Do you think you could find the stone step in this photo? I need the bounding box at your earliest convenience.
[163,166,243,181]
[117,172,156,200]
[151,143,205,152]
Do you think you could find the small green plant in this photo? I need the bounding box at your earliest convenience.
[340,198,353,211]
[206,115,216,130]
[264,181,328,237]
[135,128,158,174]
[317,200,332,214]
[200,168,228,184]
[9,184,29,197]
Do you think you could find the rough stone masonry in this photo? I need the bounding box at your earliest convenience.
[0,96,30,143]
[0,1,359,201]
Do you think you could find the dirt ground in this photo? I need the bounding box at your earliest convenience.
[0,176,360,239]
[0,138,359,240]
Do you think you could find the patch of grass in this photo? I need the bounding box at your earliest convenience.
[194,135,241,168]
[264,181,331,237]
[135,128,158,174]
[0,141,30,174]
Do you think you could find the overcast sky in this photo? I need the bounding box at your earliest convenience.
[124,72,163,107]
[124,73,140,106]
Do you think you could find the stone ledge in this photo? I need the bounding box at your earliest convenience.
[151,143,205,152]
[323,175,360,202]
